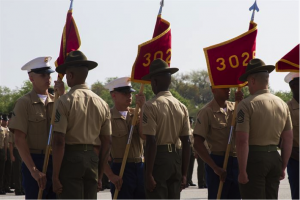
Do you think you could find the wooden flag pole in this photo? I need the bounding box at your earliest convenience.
[113,84,144,199]
[37,89,60,199]
[216,87,241,199]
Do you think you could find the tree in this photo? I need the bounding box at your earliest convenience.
[0,80,33,114]
[273,91,292,103]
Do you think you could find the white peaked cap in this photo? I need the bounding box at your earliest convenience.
[284,72,299,83]
[104,77,135,92]
[21,56,54,73]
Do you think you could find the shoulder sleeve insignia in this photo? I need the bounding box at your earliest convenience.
[55,109,61,123]
[237,109,245,123]
[142,113,148,124]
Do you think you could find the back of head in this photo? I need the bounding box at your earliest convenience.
[66,66,89,86]
[249,71,269,86]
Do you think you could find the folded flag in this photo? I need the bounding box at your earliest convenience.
[55,1,81,80]
[276,44,299,72]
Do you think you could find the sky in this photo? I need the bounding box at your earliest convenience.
[0,0,299,92]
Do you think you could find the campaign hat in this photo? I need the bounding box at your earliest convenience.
[55,51,98,74]
[239,58,275,82]
[141,59,178,81]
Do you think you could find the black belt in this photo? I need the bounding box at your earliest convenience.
[30,149,46,154]
[249,145,277,152]
[157,144,177,153]
[211,151,237,157]
[65,144,94,151]
[113,157,144,163]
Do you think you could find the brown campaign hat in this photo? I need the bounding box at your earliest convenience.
[239,58,275,82]
[55,50,98,74]
[141,59,178,81]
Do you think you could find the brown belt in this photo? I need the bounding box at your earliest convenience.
[211,151,237,157]
[113,157,144,163]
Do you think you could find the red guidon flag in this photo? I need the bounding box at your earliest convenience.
[275,44,299,72]
[204,22,257,88]
[131,14,171,84]
[55,8,81,79]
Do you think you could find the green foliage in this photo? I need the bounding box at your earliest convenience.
[91,81,114,108]
[273,90,292,103]
[131,82,154,105]
[0,80,32,114]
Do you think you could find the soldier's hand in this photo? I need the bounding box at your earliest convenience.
[235,90,244,102]
[180,175,187,191]
[135,93,146,108]
[11,156,15,162]
[54,80,65,96]
[146,174,156,192]
[110,174,123,191]
[97,179,102,192]
[213,167,227,182]
[279,169,285,180]
[238,172,249,184]
[53,178,63,194]
[194,152,199,159]
[31,167,47,190]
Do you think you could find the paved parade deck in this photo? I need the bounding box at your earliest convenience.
[0,161,292,199]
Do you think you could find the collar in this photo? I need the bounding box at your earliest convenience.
[211,99,234,113]
[111,107,133,120]
[254,89,270,95]
[291,98,299,110]
[29,89,55,105]
[156,91,172,98]
[70,84,89,92]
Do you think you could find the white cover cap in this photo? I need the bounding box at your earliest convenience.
[284,72,299,83]
[104,77,135,92]
[21,56,54,73]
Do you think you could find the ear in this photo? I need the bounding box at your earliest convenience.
[28,74,34,83]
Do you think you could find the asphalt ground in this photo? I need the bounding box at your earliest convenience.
[0,159,292,199]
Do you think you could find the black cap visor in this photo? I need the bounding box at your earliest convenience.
[113,86,135,93]
[29,67,55,74]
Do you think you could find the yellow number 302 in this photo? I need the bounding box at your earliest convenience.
[142,49,172,67]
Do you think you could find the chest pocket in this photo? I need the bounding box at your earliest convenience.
[211,122,227,130]
[28,114,46,136]
[0,132,4,147]
[211,113,227,130]
[111,119,129,138]
[28,114,46,123]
